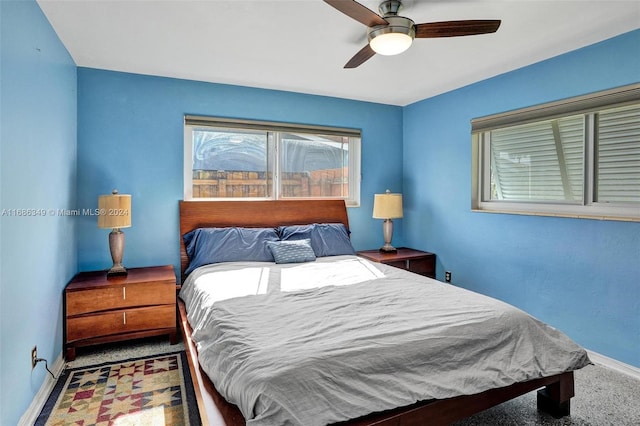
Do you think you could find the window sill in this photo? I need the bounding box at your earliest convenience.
[471,208,640,222]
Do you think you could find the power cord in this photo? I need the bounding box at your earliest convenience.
[34,358,56,380]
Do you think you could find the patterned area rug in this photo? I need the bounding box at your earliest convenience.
[35,352,201,425]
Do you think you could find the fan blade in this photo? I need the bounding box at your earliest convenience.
[344,44,376,68]
[324,0,388,27]
[415,20,501,38]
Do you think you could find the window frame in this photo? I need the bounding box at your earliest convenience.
[471,83,640,222]
[184,116,361,206]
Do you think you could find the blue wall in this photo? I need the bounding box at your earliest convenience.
[403,30,640,367]
[76,69,404,274]
[0,0,77,424]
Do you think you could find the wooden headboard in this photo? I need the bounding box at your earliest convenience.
[179,199,350,281]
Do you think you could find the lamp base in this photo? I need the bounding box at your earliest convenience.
[379,219,397,253]
[107,264,128,277]
[107,228,127,278]
[379,244,397,253]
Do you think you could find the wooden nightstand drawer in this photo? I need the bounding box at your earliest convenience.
[64,265,178,361]
[385,260,407,269]
[67,305,175,342]
[66,282,175,315]
[405,257,435,276]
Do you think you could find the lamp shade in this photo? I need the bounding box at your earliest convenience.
[373,190,403,219]
[97,190,131,229]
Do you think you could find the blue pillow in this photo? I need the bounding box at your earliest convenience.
[278,224,313,241]
[267,239,316,264]
[183,227,278,275]
[279,223,355,257]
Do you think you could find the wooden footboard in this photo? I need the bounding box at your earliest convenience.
[344,372,574,425]
[178,298,574,426]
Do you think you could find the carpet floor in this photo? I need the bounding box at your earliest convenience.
[452,363,640,425]
[45,337,640,425]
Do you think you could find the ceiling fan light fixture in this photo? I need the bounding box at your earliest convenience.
[370,32,413,55]
[367,15,415,56]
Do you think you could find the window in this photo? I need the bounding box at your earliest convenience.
[184,116,361,206]
[472,84,640,221]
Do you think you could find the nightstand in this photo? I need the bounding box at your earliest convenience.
[64,265,178,361]
[357,247,436,278]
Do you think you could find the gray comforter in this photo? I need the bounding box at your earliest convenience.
[180,255,590,425]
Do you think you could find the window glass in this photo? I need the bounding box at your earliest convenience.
[490,115,584,203]
[191,128,272,198]
[280,133,349,198]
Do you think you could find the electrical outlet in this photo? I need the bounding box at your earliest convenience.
[445,271,452,283]
[31,346,38,369]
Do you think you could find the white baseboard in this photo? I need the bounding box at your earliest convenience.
[587,349,640,380]
[18,353,66,426]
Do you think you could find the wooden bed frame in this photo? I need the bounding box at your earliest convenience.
[178,199,576,426]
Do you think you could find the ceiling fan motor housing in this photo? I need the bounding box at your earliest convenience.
[368,15,416,43]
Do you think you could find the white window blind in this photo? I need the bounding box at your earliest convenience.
[596,103,640,204]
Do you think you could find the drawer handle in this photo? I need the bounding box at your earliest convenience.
[405,260,410,269]
[123,287,126,300]
[123,312,126,324]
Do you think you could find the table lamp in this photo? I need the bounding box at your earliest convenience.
[372,189,403,253]
[98,189,131,277]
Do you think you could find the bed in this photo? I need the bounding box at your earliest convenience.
[178,199,590,425]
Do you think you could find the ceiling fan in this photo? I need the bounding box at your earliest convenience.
[324,0,501,68]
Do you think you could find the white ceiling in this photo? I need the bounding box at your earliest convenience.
[37,0,640,106]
